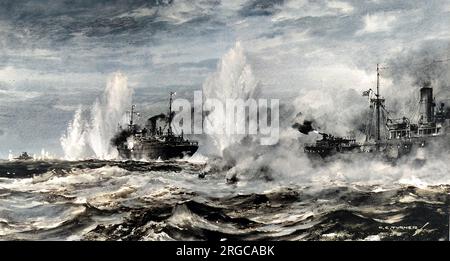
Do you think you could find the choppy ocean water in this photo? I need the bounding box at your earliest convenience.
[0,159,448,241]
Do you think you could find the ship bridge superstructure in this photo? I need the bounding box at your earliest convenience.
[362,64,449,144]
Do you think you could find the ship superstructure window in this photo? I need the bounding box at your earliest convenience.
[418,127,439,135]
[389,130,410,139]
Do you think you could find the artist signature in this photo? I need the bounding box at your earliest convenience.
[379,225,418,230]
[378,222,429,236]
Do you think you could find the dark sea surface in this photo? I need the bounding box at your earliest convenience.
[0,159,448,241]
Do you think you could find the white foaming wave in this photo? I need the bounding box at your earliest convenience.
[142,230,174,241]
[314,159,450,189]
[87,186,137,210]
[372,213,407,224]
[0,202,87,238]
[167,204,248,236]
[187,152,209,164]
[31,205,87,228]
[0,166,129,194]
[364,235,381,241]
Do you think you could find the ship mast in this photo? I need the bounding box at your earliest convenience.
[376,64,381,141]
[129,105,135,127]
[365,64,385,143]
[168,92,175,136]
[128,105,139,131]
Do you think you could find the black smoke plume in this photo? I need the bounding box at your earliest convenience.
[147,113,167,133]
[148,113,167,125]
[292,120,315,135]
[385,42,450,102]
[111,129,132,147]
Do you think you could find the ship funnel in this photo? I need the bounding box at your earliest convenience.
[419,82,434,123]
[146,113,166,135]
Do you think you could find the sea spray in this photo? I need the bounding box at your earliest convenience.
[200,42,260,157]
[60,107,88,160]
[197,42,291,180]
[60,72,132,160]
[88,73,133,159]
[8,150,14,161]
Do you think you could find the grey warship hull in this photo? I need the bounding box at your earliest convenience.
[114,93,199,161]
[306,133,448,160]
[302,65,450,161]
[117,142,198,160]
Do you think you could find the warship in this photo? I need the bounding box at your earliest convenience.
[303,64,450,159]
[303,132,361,158]
[13,152,33,161]
[113,92,198,160]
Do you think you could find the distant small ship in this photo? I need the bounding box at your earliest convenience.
[13,152,33,161]
[301,64,450,159]
[113,92,199,160]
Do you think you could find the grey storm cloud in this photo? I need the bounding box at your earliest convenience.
[239,0,285,16]
[0,0,449,157]
[386,41,450,87]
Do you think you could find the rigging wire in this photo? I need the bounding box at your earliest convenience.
[410,91,421,122]
[377,57,450,71]
[377,57,449,121]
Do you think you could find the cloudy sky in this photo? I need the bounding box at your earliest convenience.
[0,0,449,158]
